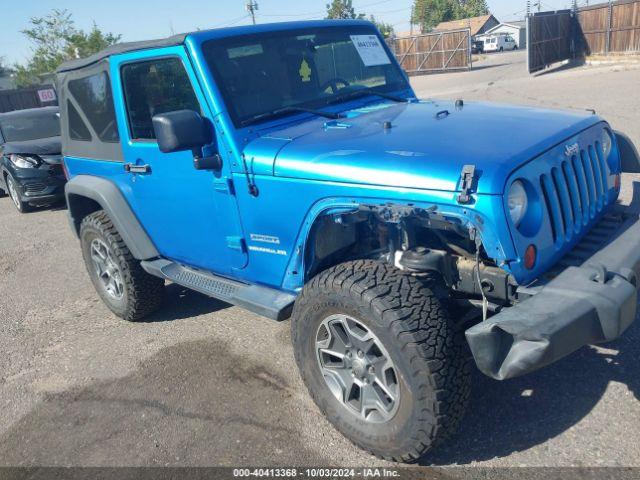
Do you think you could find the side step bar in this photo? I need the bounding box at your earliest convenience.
[141,259,296,321]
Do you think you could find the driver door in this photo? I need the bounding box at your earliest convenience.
[110,47,247,275]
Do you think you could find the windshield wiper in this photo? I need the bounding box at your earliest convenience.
[243,106,344,126]
[331,87,410,105]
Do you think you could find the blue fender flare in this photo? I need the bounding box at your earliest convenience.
[281,196,513,292]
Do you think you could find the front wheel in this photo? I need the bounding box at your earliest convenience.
[80,210,164,321]
[6,174,30,213]
[291,260,471,462]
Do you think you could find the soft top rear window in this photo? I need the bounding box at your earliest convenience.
[68,72,119,142]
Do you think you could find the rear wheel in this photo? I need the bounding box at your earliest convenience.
[6,174,30,213]
[291,260,471,462]
[80,210,164,321]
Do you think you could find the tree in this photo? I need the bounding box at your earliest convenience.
[14,9,121,87]
[412,0,456,32]
[325,0,364,20]
[412,0,489,32]
[0,57,10,76]
[369,16,395,38]
[325,1,394,38]
[458,0,489,17]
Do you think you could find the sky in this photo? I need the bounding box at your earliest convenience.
[0,0,580,66]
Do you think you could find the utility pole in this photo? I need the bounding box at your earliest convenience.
[246,1,258,25]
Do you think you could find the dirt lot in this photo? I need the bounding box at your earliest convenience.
[1,51,639,470]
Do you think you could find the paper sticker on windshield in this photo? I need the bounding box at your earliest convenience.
[350,35,391,67]
[228,44,263,59]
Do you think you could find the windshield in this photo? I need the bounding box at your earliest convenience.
[0,110,60,142]
[202,25,409,127]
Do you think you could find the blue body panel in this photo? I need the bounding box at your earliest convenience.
[504,124,621,281]
[63,20,622,295]
[228,177,512,290]
[266,100,600,194]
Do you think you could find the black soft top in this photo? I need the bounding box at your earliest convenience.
[56,33,188,73]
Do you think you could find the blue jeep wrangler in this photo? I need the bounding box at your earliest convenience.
[57,20,640,461]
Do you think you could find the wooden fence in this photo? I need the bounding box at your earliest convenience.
[389,29,471,75]
[577,0,640,55]
[527,10,574,73]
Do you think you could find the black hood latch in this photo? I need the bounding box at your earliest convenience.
[457,164,477,205]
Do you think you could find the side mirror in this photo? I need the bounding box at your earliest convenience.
[152,110,222,170]
[152,110,211,153]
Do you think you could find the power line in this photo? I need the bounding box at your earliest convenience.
[368,6,412,15]
[261,11,326,18]
[212,14,251,28]
[357,0,394,8]
[259,0,397,21]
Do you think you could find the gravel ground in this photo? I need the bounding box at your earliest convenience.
[0,51,639,471]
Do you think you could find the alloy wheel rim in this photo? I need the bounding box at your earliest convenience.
[315,314,400,423]
[7,178,20,210]
[90,238,124,300]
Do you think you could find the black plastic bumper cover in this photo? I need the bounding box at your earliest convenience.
[466,214,640,380]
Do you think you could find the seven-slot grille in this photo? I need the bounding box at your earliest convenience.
[539,142,610,245]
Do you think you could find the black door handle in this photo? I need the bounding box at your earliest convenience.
[124,163,151,174]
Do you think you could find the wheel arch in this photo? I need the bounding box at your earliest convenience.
[282,197,510,292]
[65,175,159,260]
[616,130,640,173]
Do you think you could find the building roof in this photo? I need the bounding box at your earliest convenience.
[504,20,527,28]
[479,20,527,37]
[434,15,498,37]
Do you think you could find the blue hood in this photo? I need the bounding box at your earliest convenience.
[256,100,601,195]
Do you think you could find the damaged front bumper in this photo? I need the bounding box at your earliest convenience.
[466,212,640,380]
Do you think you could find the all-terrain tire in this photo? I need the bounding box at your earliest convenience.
[291,260,471,463]
[80,210,164,321]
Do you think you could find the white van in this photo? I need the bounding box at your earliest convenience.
[484,34,518,52]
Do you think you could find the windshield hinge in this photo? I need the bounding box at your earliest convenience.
[226,236,246,252]
[457,164,477,205]
[241,153,259,197]
[213,177,235,195]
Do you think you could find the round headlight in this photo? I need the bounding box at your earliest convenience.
[508,180,529,227]
[601,129,613,159]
